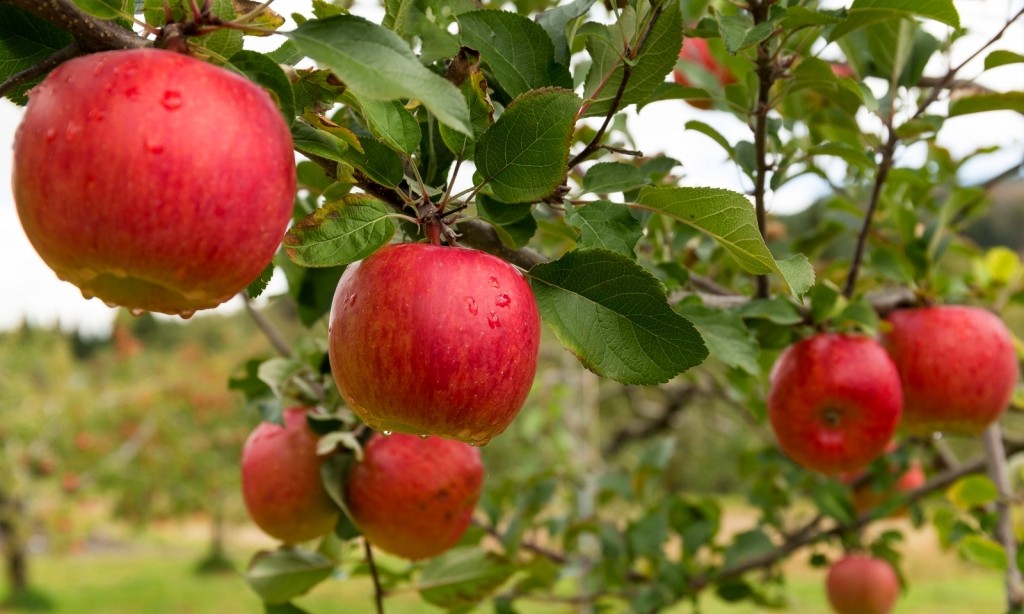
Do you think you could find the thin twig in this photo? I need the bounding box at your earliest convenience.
[364,540,386,614]
[982,423,1024,610]
[842,128,896,298]
[749,0,775,299]
[6,0,148,52]
[0,43,80,99]
[240,293,292,358]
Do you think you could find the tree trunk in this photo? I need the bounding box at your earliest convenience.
[0,493,29,596]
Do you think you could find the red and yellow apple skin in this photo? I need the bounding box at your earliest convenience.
[346,433,484,560]
[12,48,295,316]
[768,334,903,475]
[672,37,736,109]
[883,306,1018,436]
[826,554,900,614]
[328,243,541,446]
[241,408,339,544]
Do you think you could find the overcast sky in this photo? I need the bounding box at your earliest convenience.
[1,0,1022,335]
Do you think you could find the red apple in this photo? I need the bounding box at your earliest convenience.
[345,433,484,560]
[12,48,295,317]
[768,334,903,475]
[883,306,1018,436]
[673,37,736,109]
[241,407,339,544]
[328,243,541,446]
[826,554,900,614]
[830,63,855,78]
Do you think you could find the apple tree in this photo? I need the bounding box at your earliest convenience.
[2,0,1023,612]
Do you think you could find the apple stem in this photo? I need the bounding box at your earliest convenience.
[981,422,1024,610]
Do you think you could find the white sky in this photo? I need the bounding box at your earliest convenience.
[1,0,1022,334]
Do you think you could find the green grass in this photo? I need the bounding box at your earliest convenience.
[0,539,1003,613]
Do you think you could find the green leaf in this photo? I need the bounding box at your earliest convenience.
[291,120,349,163]
[985,50,1024,70]
[675,304,760,375]
[947,475,999,509]
[287,15,471,135]
[342,137,405,189]
[717,13,775,53]
[948,92,1024,117]
[537,0,597,66]
[350,95,421,155]
[581,1,683,117]
[283,195,395,268]
[723,530,775,569]
[278,259,346,327]
[737,297,804,325]
[439,48,495,157]
[73,0,130,19]
[686,120,734,157]
[456,10,571,99]
[0,5,73,105]
[228,50,296,124]
[633,187,815,297]
[567,201,643,257]
[265,602,311,614]
[418,547,514,609]
[829,0,959,41]
[475,196,537,249]
[475,88,581,203]
[582,162,651,195]
[958,536,1007,571]
[528,249,708,385]
[245,547,335,604]
[780,6,844,30]
[247,263,276,300]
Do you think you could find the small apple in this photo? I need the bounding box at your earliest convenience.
[328,243,541,446]
[826,554,900,614]
[768,334,903,475]
[13,48,295,316]
[345,433,484,560]
[883,306,1018,436]
[673,37,736,109]
[241,407,339,544]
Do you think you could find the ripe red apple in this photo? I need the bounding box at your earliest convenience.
[328,243,540,446]
[826,554,900,614]
[241,407,339,544]
[12,48,295,317]
[883,306,1018,436]
[345,433,484,560]
[673,37,736,109]
[768,334,903,475]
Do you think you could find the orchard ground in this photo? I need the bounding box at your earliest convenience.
[1,503,1001,613]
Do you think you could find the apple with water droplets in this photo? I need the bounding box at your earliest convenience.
[328,243,540,445]
[12,48,295,317]
[768,333,903,475]
[826,554,900,614]
[241,407,340,544]
[345,432,483,560]
[883,305,1018,436]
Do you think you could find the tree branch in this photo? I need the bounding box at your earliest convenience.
[749,0,776,299]
[982,423,1024,610]
[240,293,292,359]
[3,0,148,52]
[364,540,386,614]
[0,43,81,99]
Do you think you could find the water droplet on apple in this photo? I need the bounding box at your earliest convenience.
[346,294,357,306]
[464,296,478,315]
[103,301,118,308]
[64,121,82,142]
[125,86,140,100]
[144,137,164,154]
[87,108,105,122]
[179,310,196,320]
[487,311,501,329]
[495,293,511,307]
[91,59,107,76]
[129,308,145,317]
[467,442,478,447]
[419,434,429,439]
[488,276,500,288]
[382,430,393,437]
[79,289,95,300]
[161,90,183,110]
[44,127,57,142]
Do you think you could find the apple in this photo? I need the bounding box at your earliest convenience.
[826,554,900,614]
[883,306,1018,436]
[345,432,484,560]
[768,334,903,475]
[840,453,925,518]
[241,407,339,544]
[12,48,295,317]
[831,63,856,78]
[673,37,736,109]
[328,243,541,446]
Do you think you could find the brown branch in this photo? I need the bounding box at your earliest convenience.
[364,540,386,614]
[842,128,896,299]
[4,0,149,52]
[749,0,776,299]
[240,293,292,359]
[982,423,1024,610]
[0,43,81,99]
[603,385,698,456]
